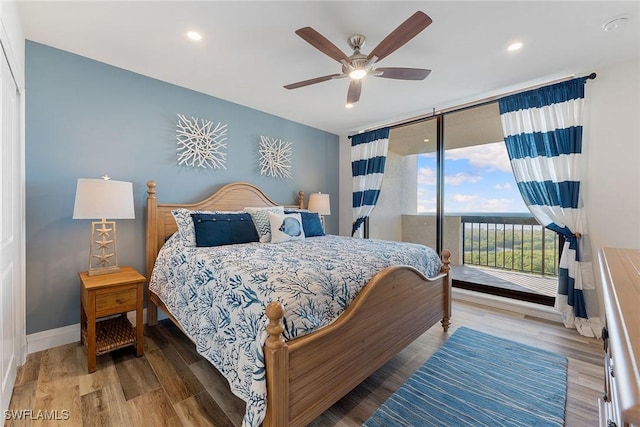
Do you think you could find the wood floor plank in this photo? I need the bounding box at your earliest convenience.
[36,343,83,390]
[80,383,129,427]
[5,381,37,427]
[114,354,161,401]
[77,346,119,397]
[14,351,43,387]
[155,321,203,365]
[189,360,246,426]
[126,388,183,427]
[32,379,82,426]
[174,390,235,427]
[145,346,204,404]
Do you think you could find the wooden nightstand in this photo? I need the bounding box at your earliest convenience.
[79,266,145,373]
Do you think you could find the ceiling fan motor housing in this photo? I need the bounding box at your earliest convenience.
[348,34,366,50]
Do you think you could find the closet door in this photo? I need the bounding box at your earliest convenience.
[0,45,20,412]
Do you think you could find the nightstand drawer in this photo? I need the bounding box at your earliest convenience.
[95,284,137,316]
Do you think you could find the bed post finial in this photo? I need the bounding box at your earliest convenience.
[266,301,285,349]
[298,191,305,209]
[147,180,156,198]
[441,249,451,273]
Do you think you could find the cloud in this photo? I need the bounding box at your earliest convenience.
[445,172,482,186]
[417,167,436,186]
[495,183,513,190]
[445,141,512,173]
[446,196,525,213]
[451,194,478,203]
[417,200,436,213]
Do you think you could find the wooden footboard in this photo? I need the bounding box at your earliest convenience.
[263,252,451,427]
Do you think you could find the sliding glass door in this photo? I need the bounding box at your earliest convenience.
[369,102,558,306]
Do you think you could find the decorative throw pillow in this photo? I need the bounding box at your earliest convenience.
[244,206,285,243]
[172,208,243,246]
[268,211,305,244]
[284,209,325,237]
[191,213,259,247]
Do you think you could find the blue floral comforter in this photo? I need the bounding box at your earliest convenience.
[149,234,442,426]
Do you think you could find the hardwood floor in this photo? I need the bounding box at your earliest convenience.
[6,300,603,426]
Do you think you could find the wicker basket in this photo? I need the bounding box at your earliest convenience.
[82,314,136,355]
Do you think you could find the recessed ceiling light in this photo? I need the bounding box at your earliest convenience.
[602,16,628,32]
[187,31,202,41]
[345,103,354,109]
[423,139,430,142]
[507,42,523,52]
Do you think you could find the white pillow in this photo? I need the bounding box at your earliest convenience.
[244,206,284,243]
[268,211,305,244]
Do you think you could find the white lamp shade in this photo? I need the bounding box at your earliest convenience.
[73,178,135,219]
[308,193,331,215]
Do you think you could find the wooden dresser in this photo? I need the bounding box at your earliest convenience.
[599,247,640,427]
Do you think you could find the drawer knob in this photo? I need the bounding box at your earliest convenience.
[116,297,125,304]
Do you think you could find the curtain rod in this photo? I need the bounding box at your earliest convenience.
[348,72,596,138]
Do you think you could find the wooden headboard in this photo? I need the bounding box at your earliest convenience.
[145,181,305,279]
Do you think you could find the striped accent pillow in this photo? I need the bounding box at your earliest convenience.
[243,206,284,243]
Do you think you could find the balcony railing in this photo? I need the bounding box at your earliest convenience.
[461,215,561,277]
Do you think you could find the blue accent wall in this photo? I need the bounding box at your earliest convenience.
[25,41,339,334]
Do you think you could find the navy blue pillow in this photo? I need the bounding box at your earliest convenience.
[284,210,325,237]
[191,213,259,247]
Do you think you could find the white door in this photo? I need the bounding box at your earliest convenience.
[0,43,22,413]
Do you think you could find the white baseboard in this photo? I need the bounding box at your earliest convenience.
[26,309,148,354]
[453,288,563,323]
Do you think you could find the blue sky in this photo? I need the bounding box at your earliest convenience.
[417,141,529,213]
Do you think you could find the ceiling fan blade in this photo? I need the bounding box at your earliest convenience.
[295,27,350,63]
[284,74,343,90]
[367,11,432,63]
[347,80,362,104]
[374,67,431,80]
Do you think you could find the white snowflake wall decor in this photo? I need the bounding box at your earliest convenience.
[259,136,293,179]
[176,114,228,169]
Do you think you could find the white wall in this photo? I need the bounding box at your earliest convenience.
[339,135,352,236]
[374,153,420,240]
[585,58,640,254]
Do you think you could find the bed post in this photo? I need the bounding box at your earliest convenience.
[146,181,159,327]
[297,191,305,209]
[441,249,452,332]
[264,301,289,427]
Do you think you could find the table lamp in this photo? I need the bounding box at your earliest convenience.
[308,192,331,230]
[73,176,135,276]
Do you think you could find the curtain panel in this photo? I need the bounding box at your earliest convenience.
[498,77,602,338]
[351,128,390,236]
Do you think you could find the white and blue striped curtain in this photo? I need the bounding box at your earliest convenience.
[498,77,602,338]
[351,128,390,236]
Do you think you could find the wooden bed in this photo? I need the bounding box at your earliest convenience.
[145,180,452,427]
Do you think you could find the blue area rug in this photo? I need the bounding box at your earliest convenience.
[363,327,567,426]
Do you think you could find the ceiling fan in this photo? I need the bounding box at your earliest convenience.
[284,11,433,106]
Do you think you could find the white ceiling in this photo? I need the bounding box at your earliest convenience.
[17,1,640,136]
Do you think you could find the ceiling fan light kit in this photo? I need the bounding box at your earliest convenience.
[284,11,433,105]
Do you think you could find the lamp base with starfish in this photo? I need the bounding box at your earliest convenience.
[87,219,121,276]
